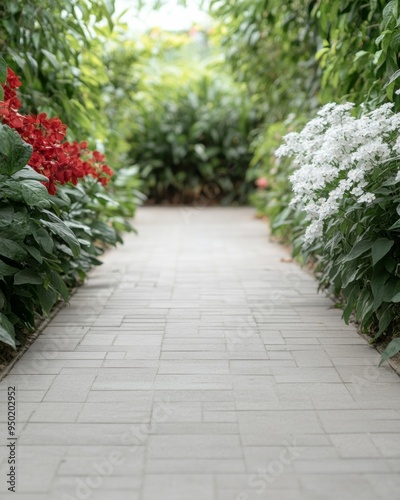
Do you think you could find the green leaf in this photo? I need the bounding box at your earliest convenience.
[385,257,397,273]
[2,207,29,242]
[41,49,61,69]
[341,262,360,288]
[21,180,50,207]
[0,124,33,175]
[372,283,387,310]
[0,259,19,277]
[95,193,120,207]
[0,57,7,84]
[49,270,69,302]
[371,238,394,265]
[41,210,64,224]
[0,206,14,227]
[379,338,400,366]
[41,220,81,258]
[392,290,400,302]
[64,220,92,235]
[383,69,400,89]
[32,227,54,254]
[12,166,49,182]
[342,284,359,323]
[56,243,74,257]
[0,237,27,261]
[371,266,390,298]
[90,220,118,246]
[360,296,375,327]
[388,218,400,230]
[77,238,91,247]
[25,245,43,264]
[0,312,16,349]
[371,265,390,310]
[35,286,57,315]
[0,317,16,349]
[343,240,373,262]
[373,307,393,342]
[383,278,400,302]
[14,269,44,285]
[355,288,369,321]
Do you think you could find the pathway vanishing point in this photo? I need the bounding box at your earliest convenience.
[1,207,400,500]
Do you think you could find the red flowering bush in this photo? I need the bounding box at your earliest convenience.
[0,68,113,194]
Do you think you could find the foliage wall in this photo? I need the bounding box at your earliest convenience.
[210,0,400,360]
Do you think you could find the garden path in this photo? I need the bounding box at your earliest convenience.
[1,207,400,500]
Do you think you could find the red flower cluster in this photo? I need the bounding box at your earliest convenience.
[0,68,113,194]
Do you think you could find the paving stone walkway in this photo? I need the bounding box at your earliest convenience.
[1,207,400,500]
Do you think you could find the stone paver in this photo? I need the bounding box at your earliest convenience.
[1,207,400,500]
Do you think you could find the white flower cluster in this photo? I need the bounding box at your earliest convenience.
[276,102,400,245]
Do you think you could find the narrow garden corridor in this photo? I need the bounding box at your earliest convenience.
[1,207,400,500]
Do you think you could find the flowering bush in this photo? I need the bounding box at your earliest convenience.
[276,103,400,246]
[0,68,113,194]
[0,61,139,355]
[212,0,400,363]
[277,102,400,362]
[0,122,79,349]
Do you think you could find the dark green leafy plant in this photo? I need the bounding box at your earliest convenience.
[0,123,80,348]
[0,123,141,351]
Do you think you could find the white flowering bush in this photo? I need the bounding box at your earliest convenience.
[277,102,400,363]
[276,102,400,245]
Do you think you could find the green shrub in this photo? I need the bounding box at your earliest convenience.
[0,123,140,351]
[127,69,258,204]
[0,124,77,348]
